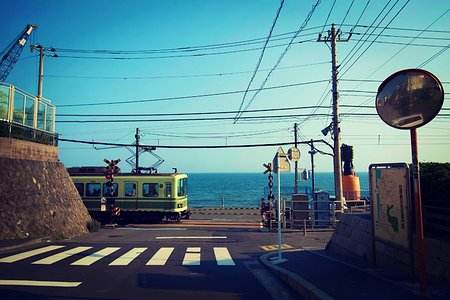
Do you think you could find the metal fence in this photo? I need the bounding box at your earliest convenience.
[0,82,57,145]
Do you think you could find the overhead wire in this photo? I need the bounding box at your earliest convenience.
[233,0,322,123]
[234,0,286,124]
[339,0,412,78]
[56,79,329,107]
[45,61,330,81]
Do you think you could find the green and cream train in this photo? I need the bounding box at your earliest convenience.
[68,167,189,222]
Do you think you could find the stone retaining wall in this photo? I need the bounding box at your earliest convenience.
[0,138,91,240]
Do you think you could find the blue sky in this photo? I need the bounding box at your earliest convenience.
[2,0,449,173]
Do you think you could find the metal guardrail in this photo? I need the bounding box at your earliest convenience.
[0,82,57,145]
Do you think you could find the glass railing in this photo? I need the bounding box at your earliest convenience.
[0,82,56,133]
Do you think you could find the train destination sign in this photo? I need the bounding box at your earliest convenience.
[376,69,444,129]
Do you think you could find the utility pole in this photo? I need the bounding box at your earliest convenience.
[309,139,316,197]
[135,128,140,173]
[318,24,349,212]
[294,123,298,194]
[30,44,45,129]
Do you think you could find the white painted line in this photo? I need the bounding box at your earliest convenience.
[0,245,65,263]
[213,247,236,266]
[71,247,120,266]
[109,247,147,266]
[146,247,174,266]
[186,247,201,253]
[182,252,201,266]
[0,279,82,287]
[32,247,92,265]
[118,228,187,231]
[155,236,227,240]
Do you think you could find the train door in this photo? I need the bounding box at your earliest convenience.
[124,181,138,209]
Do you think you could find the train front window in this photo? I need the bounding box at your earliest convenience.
[74,183,84,197]
[103,183,118,197]
[177,178,187,197]
[165,182,172,198]
[143,183,159,197]
[125,182,137,197]
[86,183,101,198]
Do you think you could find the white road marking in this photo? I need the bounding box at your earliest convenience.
[0,280,81,287]
[213,247,236,266]
[182,253,201,266]
[186,247,201,252]
[0,245,65,263]
[155,236,227,240]
[32,247,92,265]
[146,247,174,266]
[182,247,201,266]
[71,247,120,266]
[109,247,147,266]
[118,228,187,231]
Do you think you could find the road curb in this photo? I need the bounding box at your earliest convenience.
[259,249,334,300]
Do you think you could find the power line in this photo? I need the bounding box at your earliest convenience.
[418,42,450,68]
[50,37,317,60]
[57,79,329,107]
[320,0,336,35]
[234,0,322,123]
[52,25,326,55]
[235,0,286,124]
[45,61,330,81]
[340,0,394,68]
[56,113,332,123]
[57,137,329,149]
[57,105,333,117]
[340,0,411,77]
[338,0,355,31]
[349,0,371,33]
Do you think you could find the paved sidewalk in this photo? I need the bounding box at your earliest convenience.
[260,248,450,300]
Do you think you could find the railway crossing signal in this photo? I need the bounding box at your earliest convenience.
[104,159,121,223]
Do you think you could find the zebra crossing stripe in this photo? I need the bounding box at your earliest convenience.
[182,247,201,266]
[0,279,82,288]
[32,247,92,265]
[213,247,235,266]
[71,247,121,266]
[0,245,65,263]
[109,247,147,266]
[146,247,174,266]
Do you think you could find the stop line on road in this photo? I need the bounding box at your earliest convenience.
[0,245,236,267]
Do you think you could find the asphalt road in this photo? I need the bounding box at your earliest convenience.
[0,224,331,300]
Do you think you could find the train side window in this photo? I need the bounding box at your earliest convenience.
[102,183,118,197]
[143,183,159,197]
[86,183,101,197]
[125,182,137,197]
[177,178,187,197]
[74,183,84,197]
[165,182,172,198]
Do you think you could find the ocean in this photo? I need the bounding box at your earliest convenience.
[187,172,369,208]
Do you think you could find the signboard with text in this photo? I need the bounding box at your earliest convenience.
[370,163,411,249]
[272,147,290,174]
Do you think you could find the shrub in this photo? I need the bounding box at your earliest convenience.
[420,162,450,207]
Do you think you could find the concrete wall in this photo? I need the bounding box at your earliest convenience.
[326,213,373,263]
[0,137,91,240]
[327,213,450,284]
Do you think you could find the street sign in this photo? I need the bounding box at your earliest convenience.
[370,164,411,249]
[272,147,290,173]
[376,69,444,129]
[287,147,300,161]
